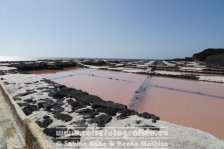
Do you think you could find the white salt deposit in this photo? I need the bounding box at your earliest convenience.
[162,61,176,67]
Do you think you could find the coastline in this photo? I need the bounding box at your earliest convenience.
[0,65,224,148]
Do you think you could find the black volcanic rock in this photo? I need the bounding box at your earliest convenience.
[91,114,112,127]
[43,115,51,119]
[49,87,88,100]
[38,99,65,113]
[36,116,53,128]
[53,113,73,122]
[139,125,160,131]
[67,99,79,106]
[55,100,64,106]
[136,120,142,124]
[67,99,83,107]
[76,95,103,105]
[43,127,67,138]
[43,128,57,138]
[76,108,98,118]
[37,99,55,109]
[117,109,139,120]
[152,119,157,123]
[17,91,36,97]
[67,99,86,112]
[36,87,50,90]
[140,112,160,123]
[49,86,105,106]
[140,112,155,119]
[22,105,38,115]
[17,102,29,107]
[92,101,127,110]
[70,119,86,125]
[154,116,160,120]
[13,96,21,101]
[48,90,68,99]
[24,98,34,103]
[0,71,5,75]
[71,120,88,131]
[92,101,127,116]
[96,108,118,116]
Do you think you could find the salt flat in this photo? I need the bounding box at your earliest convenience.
[0,65,224,148]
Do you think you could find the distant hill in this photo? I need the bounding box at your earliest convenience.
[193,48,224,66]
[193,48,224,61]
[204,53,224,66]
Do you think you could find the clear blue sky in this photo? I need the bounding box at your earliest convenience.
[0,0,224,59]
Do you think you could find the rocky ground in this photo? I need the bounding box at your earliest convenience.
[0,65,224,148]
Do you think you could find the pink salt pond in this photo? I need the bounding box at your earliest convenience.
[31,68,224,140]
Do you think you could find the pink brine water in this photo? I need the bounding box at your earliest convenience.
[31,68,224,140]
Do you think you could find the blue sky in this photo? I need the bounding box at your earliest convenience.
[0,0,224,59]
